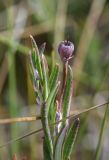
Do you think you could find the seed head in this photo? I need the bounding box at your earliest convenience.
[58,40,74,62]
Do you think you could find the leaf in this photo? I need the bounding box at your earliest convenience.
[62,65,73,124]
[48,63,59,127]
[48,64,59,94]
[30,35,43,82]
[41,92,61,159]
[62,118,80,160]
[29,54,39,82]
[48,96,56,123]
[48,96,57,140]
[41,54,49,100]
[31,48,37,68]
[41,103,53,160]
[47,81,60,115]
[54,125,68,160]
[41,81,60,158]
[39,42,46,55]
[29,52,44,104]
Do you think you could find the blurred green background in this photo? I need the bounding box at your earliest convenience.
[0,0,109,159]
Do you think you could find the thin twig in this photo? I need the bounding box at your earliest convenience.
[0,101,108,124]
[0,101,108,148]
[0,128,43,149]
[0,116,41,124]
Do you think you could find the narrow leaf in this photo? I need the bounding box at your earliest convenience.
[49,96,56,123]
[62,118,80,160]
[41,54,48,100]
[29,53,43,103]
[41,103,53,160]
[31,49,37,68]
[47,81,60,115]
[54,125,68,160]
[48,96,57,140]
[39,42,46,55]
[30,35,43,82]
[62,65,72,123]
[48,64,59,93]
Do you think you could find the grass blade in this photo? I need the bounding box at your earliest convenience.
[95,104,109,160]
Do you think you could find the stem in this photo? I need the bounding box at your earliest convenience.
[0,102,108,125]
[95,104,109,160]
[41,103,53,159]
[7,1,19,154]
[0,116,40,124]
[0,102,109,149]
[58,61,68,111]
[12,154,17,160]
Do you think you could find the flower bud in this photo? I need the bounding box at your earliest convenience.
[58,41,74,62]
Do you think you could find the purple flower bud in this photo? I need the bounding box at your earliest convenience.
[58,41,74,62]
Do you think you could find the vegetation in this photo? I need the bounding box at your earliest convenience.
[0,0,109,159]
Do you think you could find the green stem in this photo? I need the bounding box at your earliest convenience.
[7,1,19,156]
[95,104,109,160]
[41,103,53,160]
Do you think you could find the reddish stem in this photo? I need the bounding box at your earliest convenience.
[58,61,68,111]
